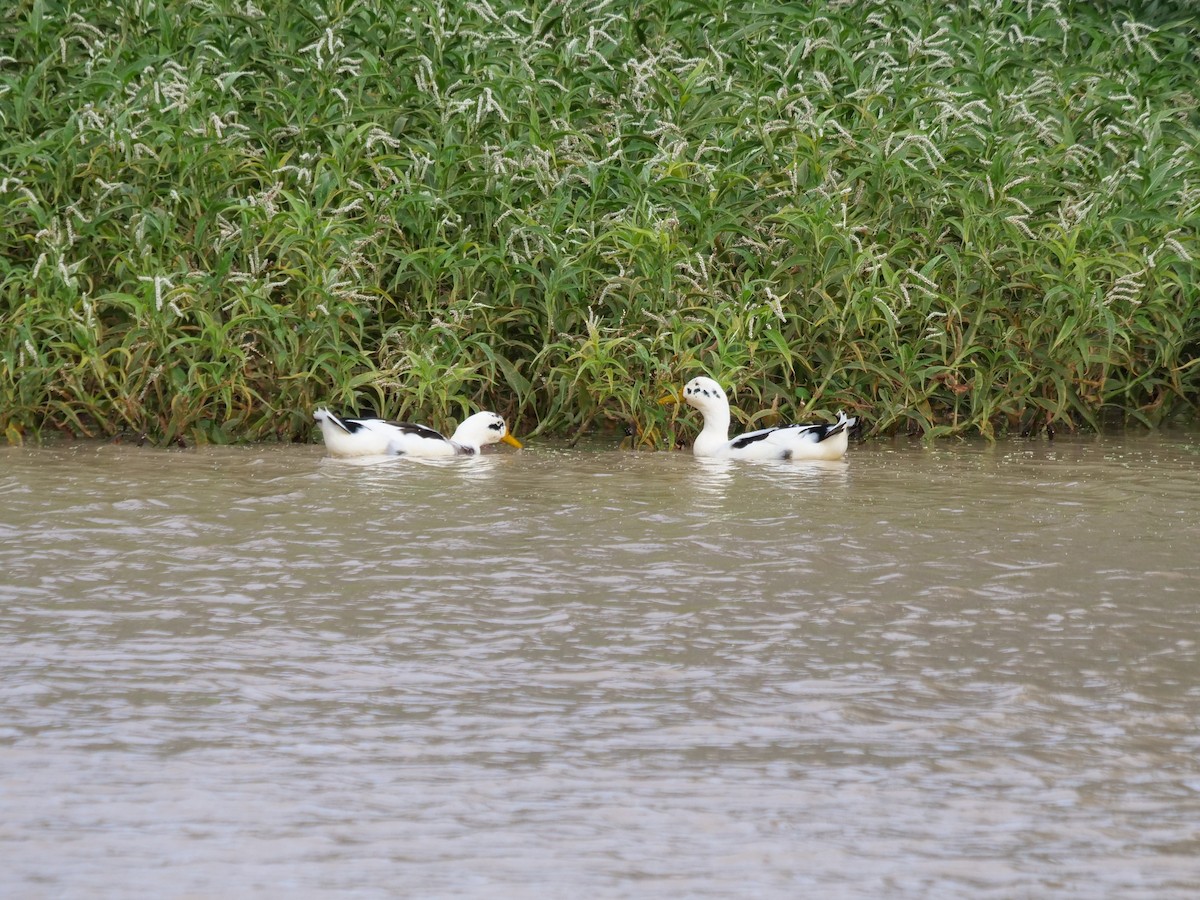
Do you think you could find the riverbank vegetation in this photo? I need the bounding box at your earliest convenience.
[2,0,1198,446]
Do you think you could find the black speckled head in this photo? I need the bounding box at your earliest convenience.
[682,376,728,412]
[451,411,512,450]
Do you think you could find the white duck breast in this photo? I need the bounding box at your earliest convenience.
[313,409,521,458]
[678,376,855,461]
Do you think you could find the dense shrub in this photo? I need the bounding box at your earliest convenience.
[2,0,1197,444]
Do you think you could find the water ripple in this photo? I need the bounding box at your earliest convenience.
[1,435,1199,897]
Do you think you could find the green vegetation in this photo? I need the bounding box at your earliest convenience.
[2,0,1198,446]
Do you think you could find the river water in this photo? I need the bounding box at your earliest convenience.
[2,432,1199,898]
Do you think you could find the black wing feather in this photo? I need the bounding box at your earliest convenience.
[730,428,776,449]
[730,419,847,449]
[340,416,448,441]
[382,420,448,441]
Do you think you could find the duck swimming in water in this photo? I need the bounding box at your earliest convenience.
[666,376,855,461]
[313,409,522,458]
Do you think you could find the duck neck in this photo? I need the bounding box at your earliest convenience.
[693,407,731,455]
[448,436,478,456]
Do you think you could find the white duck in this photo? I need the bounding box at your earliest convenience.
[668,376,856,461]
[313,408,522,458]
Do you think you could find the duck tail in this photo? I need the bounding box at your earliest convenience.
[313,408,351,434]
[829,411,857,436]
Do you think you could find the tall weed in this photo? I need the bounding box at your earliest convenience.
[1,0,1197,444]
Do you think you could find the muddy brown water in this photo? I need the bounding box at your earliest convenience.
[2,433,1199,898]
